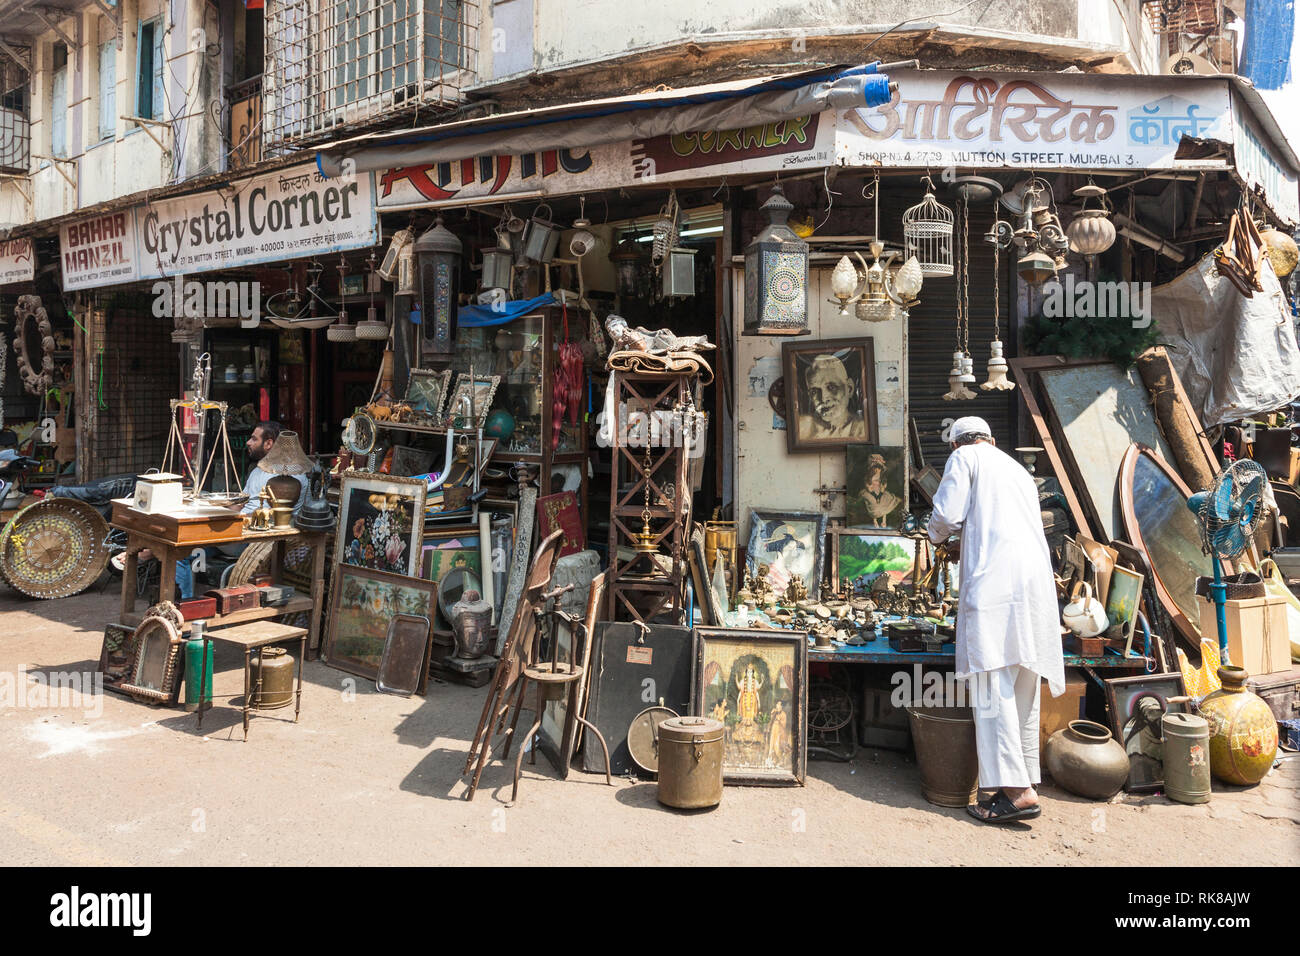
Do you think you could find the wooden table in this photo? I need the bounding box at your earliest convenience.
[111,515,329,657]
[196,621,308,741]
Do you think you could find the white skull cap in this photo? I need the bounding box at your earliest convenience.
[950,416,992,441]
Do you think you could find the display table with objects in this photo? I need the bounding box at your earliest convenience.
[110,499,329,656]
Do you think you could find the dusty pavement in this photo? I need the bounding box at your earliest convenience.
[1,585,1296,867]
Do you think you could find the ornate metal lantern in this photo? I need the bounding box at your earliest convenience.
[413,215,461,356]
[743,183,809,336]
[610,237,643,297]
[480,246,513,292]
[522,203,560,263]
[1066,182,1116,257]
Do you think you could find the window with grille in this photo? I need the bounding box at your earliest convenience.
[264,0,477,150]
[0,82,30,174]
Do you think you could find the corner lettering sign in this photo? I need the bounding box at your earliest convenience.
[60,164,378,291]
[837,72,1230,170]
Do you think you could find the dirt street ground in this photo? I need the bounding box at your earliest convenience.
[1,587,1296,867]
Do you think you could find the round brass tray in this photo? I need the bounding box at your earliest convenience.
[0,498,111,598]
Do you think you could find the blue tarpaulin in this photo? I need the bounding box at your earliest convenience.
[1241,0,1295,90]
[457,293,558,327]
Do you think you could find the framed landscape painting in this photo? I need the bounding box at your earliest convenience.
[324,566,438,682]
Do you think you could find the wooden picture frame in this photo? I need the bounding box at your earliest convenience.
[446,373,502,430]
[335,472,426,578]
[781,337,877,454]
[324,565,438,682]
[98,623,139,691]
[745,508,828,601]
[404,367,452,421]
[845,445,908,529]
[1105,565,1145,658]
[1104,672,1186,794]
[689,526,726,626]
[692,627,808,786]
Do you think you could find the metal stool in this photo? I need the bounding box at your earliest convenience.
[508,585,613,803]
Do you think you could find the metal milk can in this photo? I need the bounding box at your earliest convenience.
[656,716,724,810]
[1161,711,1212,805]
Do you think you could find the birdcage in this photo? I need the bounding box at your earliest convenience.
[902,178,955,277]
[1140,0,1222,36]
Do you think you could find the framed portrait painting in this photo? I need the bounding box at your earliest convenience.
[1104,672,1186,794]
[404,367,452,421]
[692,627,807,785]
[324,565,438,682]
[845,445,908,529]
[781,337,877,453]
[744,509,828,601]
[336,472,425,577]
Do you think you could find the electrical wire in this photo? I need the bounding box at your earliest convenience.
[862,0,992,55]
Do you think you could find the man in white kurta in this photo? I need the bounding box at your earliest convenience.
[927,417,1064,824]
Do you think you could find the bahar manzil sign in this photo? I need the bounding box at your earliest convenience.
[60,163,378,291]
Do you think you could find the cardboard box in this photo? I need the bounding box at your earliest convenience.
[1040,670,1088,754]
[1197,594,1291,677]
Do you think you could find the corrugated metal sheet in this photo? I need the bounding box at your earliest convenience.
[896,197,1018,467]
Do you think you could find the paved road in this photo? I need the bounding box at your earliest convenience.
[1,586,1295,866]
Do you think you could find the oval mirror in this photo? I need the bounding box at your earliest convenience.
[1118,444,1223,660]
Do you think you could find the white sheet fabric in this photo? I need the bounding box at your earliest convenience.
[971,665,1042,789]
[927,442,1065,697]
[1151,251,1300,427]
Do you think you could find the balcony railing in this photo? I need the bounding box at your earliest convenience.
[263,0,478,153]
[229,74,264,171]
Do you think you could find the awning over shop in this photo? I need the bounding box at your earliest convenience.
[315,64,895,176]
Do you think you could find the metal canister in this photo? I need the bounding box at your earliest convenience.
[184,622,213,713]
[251,647,295,710]
[1161,711,1212,805]
[656,716,724,810]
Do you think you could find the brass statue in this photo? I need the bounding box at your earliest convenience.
[243,488,275,532]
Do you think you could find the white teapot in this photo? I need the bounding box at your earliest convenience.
[1062,581,1108,637]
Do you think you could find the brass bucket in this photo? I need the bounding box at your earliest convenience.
[905,706,979,807]
[657,716,724,810]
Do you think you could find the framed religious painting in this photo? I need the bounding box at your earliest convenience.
[324,565,438,682]
[691,627,807,786]
[404,367,452,421]
[845,445,908,529]
[335,472,425,577]
[536,491,584,557]
[781,337,877,454]
[445,373,501,430]
[744,509,828,601]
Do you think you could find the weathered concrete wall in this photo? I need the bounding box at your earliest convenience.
[733,261,906,528]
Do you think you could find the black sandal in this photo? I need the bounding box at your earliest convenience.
[966,789,1041,824]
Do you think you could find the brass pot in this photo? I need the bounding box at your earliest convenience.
[1043,719,1129,799]
[1198,666,1278,786]
[252,647,295,710]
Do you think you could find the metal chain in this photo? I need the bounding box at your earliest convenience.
[960,199,970,354]
[991,222,1001,343]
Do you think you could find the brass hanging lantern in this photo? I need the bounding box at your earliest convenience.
[1066,182,1116,257]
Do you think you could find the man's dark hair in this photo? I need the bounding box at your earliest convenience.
[256,421,283,442]
[0,429,16,449]
[953,431,992,447]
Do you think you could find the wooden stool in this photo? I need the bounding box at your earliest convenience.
[196,621,308,741]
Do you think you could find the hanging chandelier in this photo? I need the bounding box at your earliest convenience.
[990,177,1070,286]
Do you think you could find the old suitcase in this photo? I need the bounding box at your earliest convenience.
[1246,666,1300,723]
[580,622,693,775]
[177,597,218,621]
[205,585,262,615]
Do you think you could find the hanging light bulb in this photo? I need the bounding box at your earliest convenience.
[828,255,863,315]
[888,255,924,308]
[942,350,977,401]
[981,339,1014,390]
[981,223,1015,392]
